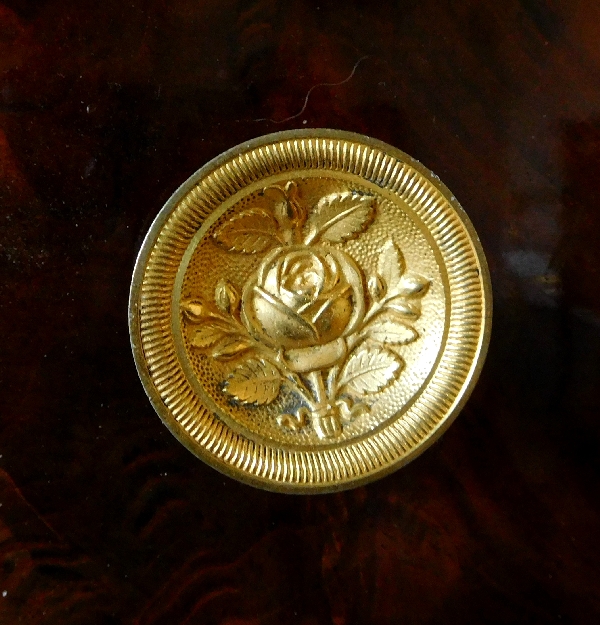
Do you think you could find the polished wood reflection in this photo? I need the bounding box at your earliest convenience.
[0,0,599,623]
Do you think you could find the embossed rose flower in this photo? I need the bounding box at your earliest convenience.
[184,182,430,440]
[242,245,365,372]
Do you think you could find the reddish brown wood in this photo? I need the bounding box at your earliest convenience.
[1,0,599,623]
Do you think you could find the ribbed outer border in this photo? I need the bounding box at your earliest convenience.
[132,133,490,492]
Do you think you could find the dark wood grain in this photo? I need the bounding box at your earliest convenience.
[1,0,599,623]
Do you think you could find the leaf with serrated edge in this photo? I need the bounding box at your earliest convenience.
[397,273,430,298]
[367,319,419,345]
[225,359,282,404]
[213,209,278,253]
[377,240,405,292]
[212,336,252,360]
[304,192,374,243]
[191,325,228,348]
[385,298,420,318]
[339,345,402,394]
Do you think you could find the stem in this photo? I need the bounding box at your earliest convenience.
[328,298,388,397]
[361,299,384,326]
[284,372,318,410]
[307,371,327,406]
[344,295,391,352]
[285,382,316,410]
[326,365,339,399]
[225,314,315,408]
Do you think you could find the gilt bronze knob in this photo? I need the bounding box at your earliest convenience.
[129,130,492,492]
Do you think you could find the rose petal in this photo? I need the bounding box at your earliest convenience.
[322,252,340,291]
[262,262,282,298]
[251,286,318,347]
[307,286,353,343]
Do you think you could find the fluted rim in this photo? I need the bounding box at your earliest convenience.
[129,129,492,493]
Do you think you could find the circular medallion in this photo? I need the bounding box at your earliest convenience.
[129,130,492,492]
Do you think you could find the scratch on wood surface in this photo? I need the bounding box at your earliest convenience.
[254,56,370,124]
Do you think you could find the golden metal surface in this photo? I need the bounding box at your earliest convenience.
[129,130,492,493]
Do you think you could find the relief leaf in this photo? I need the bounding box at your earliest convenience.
[339,345,402,395]
[212,336,252,360]
[304,191,375,243]
[215,280,240,313]
[213,209,279,253]
[385,298,421,319]
[191,325,228,348]
[377,240,405,292]
[396,273,430,299]
[224,358,282,404]
[367,318,419,345]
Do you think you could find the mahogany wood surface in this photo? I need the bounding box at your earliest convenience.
[1,1,599,623]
